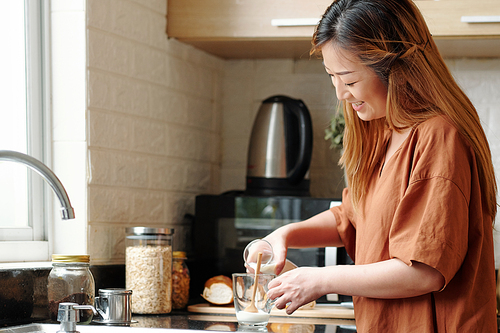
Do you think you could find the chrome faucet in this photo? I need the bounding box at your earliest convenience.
[57,302,97,333]
[0,150,75,219]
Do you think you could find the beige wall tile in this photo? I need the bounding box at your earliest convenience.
[130,190,166,223]
[88,29,137,77]
[88,110,133,150]
[88,186,132,223]
[88,72,150,116]
[132,119,168,155]
[85,0,224,263]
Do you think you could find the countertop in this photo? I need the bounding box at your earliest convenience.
[21,309,356,333]
[1,306,356,333]
[120,310,356,332]
[9,309,500,332]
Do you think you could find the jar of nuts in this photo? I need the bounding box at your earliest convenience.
[172,251,190,309]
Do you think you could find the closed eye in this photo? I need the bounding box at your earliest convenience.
[328,72,356,87]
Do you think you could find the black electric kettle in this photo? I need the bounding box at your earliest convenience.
[245,95,313,196]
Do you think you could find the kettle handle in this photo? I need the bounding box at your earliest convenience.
[283,97,313,184]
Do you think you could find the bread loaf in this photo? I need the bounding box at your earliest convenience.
[201,275,233,305]
[298,300,316,310]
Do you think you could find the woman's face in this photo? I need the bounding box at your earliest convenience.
[322,42,388,121]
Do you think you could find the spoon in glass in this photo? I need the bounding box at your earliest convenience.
[245,252,262,313]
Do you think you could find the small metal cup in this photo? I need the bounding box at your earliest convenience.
[94,288,132,324]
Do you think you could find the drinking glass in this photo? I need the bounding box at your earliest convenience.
[232,273,276,330]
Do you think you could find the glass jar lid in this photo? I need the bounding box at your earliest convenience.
[173,251,187,259]
[126,227,174,236]
[51,254,90,263]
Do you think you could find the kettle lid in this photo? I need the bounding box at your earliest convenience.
[262,95,298,104]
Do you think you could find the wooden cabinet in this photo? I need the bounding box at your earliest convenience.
[167,0,330,40]
[166,0,331,59]
[415,0,500,58]
[166,0,500,59]
[415,0,499,37]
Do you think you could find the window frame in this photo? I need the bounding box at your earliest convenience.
[0,0,51,262]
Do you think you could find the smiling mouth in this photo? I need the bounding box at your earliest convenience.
[352,101,364,111]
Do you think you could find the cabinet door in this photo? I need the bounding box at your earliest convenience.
[415,0,500,37]
[167,0,332,40]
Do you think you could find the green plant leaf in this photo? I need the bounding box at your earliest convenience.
[325,108,345,149]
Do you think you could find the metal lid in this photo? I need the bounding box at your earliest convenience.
[173,251,187,258]
[125,227,174,235]
[99,288,132,295]
[52,254,90,263]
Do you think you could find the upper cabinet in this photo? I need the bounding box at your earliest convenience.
[166,0,331,59]
[415,0,499,37]
[166,0,500,59]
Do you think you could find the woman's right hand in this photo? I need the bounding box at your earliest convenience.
[262,227,289,275]
[244,238,275,273]
[263,210,343,275]
[262,209,342,275]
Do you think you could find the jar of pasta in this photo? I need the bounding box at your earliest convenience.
[47,254,95,324]
[172,251,190,309]
[125,227,174,314]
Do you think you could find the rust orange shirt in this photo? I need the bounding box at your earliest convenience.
[331,116,497,332]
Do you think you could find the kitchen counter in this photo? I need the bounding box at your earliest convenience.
[14,310,355,333]
[7,309,500,333]
[109,311,356,333]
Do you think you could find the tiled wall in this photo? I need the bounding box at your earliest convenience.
[85,0,224,264]
[54,0,500,266]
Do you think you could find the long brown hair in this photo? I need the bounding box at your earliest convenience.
[312,0,497,218]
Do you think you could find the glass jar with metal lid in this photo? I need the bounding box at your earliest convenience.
[47,254,95,324]
[125,227,174,314]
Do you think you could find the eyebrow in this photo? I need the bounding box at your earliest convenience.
[323,63,354,76]
[334,70,354,75]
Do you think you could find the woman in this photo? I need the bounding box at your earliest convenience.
[264,0,498,331]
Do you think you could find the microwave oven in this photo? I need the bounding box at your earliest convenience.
[190,193,353,303]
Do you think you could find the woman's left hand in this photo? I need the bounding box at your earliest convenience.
[267,267,327,314]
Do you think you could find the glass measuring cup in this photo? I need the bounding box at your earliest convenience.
[243,239,276,274]
[243,239,299,275]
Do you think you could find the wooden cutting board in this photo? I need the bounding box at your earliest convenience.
[187,303,355,319]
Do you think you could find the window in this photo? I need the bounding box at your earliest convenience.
[0,0,50,261]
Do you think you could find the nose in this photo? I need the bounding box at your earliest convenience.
[335,83,351,101]
[331,77,351,101]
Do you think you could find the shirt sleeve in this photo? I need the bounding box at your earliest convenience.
[389,176,470,287]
